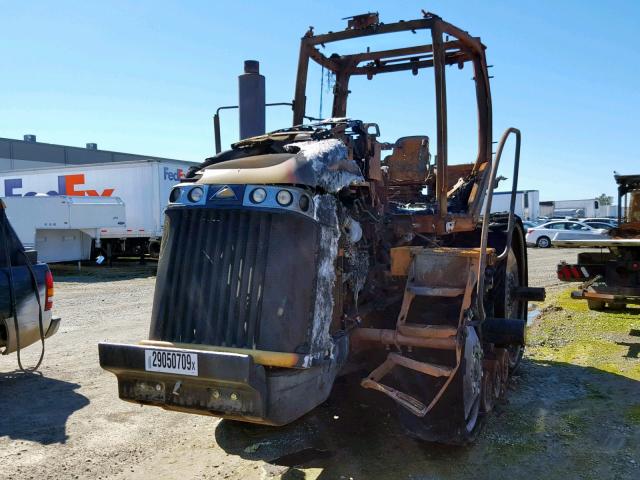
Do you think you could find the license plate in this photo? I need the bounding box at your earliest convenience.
[144,349,198,376]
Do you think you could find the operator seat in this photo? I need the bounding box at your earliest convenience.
[383,136,430,204]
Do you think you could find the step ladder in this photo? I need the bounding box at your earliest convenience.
[360,246,495,416]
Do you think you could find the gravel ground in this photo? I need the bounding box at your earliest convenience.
[1,248,637,480]
[526,247,594,293]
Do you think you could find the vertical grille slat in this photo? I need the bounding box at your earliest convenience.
[225,212,250,346]
[202,209,226,344]
[178,211,207,343]
[235,213,260,346]
[214,212,238,345]
[245,214,271,347]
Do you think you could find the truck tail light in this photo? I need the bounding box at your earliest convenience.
[45,270,54,311]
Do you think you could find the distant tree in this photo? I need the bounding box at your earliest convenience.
[596,193,613,206]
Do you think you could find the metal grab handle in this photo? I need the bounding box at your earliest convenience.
[476,127,522,322]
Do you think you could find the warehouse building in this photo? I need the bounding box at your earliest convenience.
[0,134,196,262]
[0,134,190,170]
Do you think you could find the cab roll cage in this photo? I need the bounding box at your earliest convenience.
[292,12,493,225]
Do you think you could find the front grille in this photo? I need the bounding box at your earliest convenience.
[149,207,318,352]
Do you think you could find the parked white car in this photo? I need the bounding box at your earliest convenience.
[525,221,609,248]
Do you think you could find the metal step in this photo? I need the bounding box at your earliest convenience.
[361,378,428,417]
[388,352,452,377]
[406,285,465,297]
[361,352,453,417]
[397,323,457,339]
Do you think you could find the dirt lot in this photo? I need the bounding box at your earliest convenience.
[1,248,639,480]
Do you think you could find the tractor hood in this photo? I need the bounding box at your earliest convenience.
[196,138,364,193]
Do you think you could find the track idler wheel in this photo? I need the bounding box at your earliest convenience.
[481,348,509,413]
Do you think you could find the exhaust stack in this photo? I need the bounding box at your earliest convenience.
[238,60,265,140]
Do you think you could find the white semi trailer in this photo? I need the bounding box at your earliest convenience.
[2,195,125,263]
[0,159,195,258]
[487,190,539,221]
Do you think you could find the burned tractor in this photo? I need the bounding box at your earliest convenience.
[557,173,640,310]
[99,12,544,443]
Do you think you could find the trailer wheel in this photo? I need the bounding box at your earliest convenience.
[536,236,551,248]
[587,299,606,310]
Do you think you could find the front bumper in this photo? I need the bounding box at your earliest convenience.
[98,338,347,426]
[45,316,61,339]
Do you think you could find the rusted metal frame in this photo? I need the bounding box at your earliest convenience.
[347,41,462,63]
[463,49,493,220]
[396,289,415,326]
[306,45,342,73]
[389,213,476,235]
[350,328,456,350]
[389,352,452,377]
[307,43,469,77]
[351,52,471,76]
[422,263,477,415]
[293,16,486,127]
[293,42,312,125]
[432,23,449,219]
[397,324,458,339]
[495,128,521,262]
[476,128,521,323]
[305,18,436,46]
[361,364,428,416]
[331,58,358,118]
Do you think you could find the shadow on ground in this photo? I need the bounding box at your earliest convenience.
[618,328,640,358]
[50,259,157,284]
[215,360,640,479]
[0,371,89,444]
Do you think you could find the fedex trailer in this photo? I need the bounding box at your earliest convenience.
[0,159,195,258]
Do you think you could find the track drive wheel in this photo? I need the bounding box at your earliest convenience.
[394,326,483,445]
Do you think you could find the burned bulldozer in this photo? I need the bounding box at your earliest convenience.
[99,12,544,443]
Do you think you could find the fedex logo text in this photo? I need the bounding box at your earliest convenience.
[3,174,115,197]
[164,167,184,181]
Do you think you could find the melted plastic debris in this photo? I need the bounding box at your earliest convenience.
[309,194,339,358]
[313,192,339,226]
[344,244,369,302]
[292,139,364,193]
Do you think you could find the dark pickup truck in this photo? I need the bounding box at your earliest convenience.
[0,200,60,363]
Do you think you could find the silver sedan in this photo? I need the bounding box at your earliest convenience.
[525,220,609,248]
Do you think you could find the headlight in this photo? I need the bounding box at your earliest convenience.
[250,188,267,203]
[276,190,293,206]
[299,194,310,211]
[169,187,181,203]
[187,186,204,203]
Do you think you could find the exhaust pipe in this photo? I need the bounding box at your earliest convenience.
[238,60,265,140]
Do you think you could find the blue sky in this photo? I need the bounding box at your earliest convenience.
[1,1,638,200]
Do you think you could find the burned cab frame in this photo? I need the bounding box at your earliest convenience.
[100,12,543,443]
